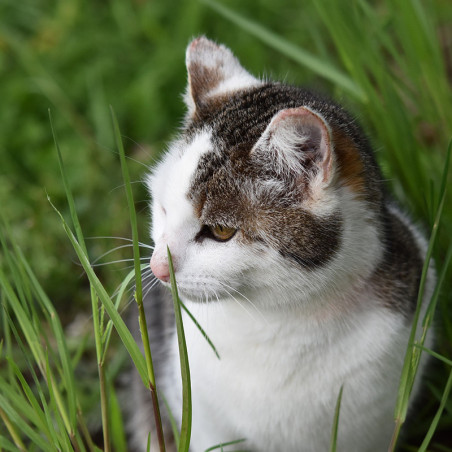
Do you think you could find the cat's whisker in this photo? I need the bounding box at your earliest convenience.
[213,289,229,322]
[90,257,151,268]
[219,281,266,322]
[219,285,260,323]
[116,276,157,316]
[90,244,137,266]
[86,236,154,250]
[109,181,146,195]
[120,135,157,164]
[118,297,138,317]
[141,268,154,277]
[142,277,159,299]
[108,267,154,300]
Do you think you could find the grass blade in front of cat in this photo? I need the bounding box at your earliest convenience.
[111,105,166,451]
[329,385,344,452]
[167,247,192,452]
[204,438,247,452]
[390,140,451,450]
[179,300,220,360]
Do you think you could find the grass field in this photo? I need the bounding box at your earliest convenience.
[1,0,451,450]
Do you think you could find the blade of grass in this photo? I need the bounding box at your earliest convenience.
[17,247,78,430]
[109,381,127,452]
[0,378,55,450]
[201,0,365,101]
[44,352,79,452]
[180,300,220,360]
[77,404,98,452]
[0,405,27,452]
[161,393,181,450]
[421,243,452,334]
[110,105,166,451]
[413,345,452,367]
[1,228,85,450]
[6,358,51,439]
[0,434,21,452]
[204,438,247,452]
[419,367,452,452]
[0,392,54,452]
[167,247,192,452]
[329,385,344,452]
[2,311,61,449]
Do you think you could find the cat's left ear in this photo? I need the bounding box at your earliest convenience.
[252,107,334,185]
[184,37,260,114]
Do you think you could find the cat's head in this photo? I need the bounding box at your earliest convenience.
[147,37,384,309]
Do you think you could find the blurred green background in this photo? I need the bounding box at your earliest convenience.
[1,0,452,448]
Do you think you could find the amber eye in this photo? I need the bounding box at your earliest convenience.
[209,224,237,242]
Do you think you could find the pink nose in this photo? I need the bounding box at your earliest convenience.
[150,253,170,282]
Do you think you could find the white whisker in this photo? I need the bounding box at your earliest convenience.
[90,257,150,268]
[219,285,259,322]
[219,281,266,322]
[143,278,160,299]
[86,236,154,250]
[90,244,135,265]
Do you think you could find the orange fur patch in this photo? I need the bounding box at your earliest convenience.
[332,128,366,197]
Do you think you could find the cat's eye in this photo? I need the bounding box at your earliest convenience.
[209,225,237,241]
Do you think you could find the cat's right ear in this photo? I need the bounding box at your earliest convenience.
[252,106,334,187]
[184,37,259,115]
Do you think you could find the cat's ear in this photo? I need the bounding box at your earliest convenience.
[253,107,334,184]
[184,37,259,114]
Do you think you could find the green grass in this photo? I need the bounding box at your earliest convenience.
[1,0,452,450]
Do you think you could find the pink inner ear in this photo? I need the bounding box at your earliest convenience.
[270,107,332,182]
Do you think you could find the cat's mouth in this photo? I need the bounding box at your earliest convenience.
[160,277,234,303]
[170,285,224,303]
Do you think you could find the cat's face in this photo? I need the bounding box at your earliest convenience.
[147,37,383,309]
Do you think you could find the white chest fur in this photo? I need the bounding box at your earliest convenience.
[163,296,415,452]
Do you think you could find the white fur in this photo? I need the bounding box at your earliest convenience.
[165,300,419,452]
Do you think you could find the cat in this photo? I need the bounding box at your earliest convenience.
[128,36,435,452]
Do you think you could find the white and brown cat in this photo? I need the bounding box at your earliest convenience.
[129,37,434,452]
